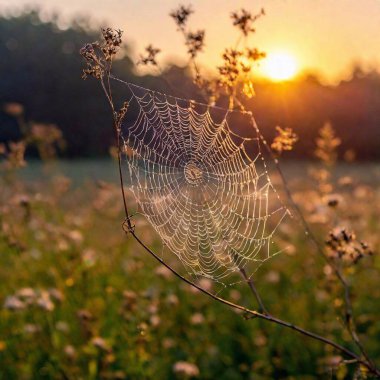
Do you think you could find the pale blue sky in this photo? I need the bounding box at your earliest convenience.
[1,0,379,83]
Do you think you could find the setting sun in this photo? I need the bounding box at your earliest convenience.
[262,52,298,81]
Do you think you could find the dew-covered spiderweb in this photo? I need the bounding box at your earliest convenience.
[115,79,290,284]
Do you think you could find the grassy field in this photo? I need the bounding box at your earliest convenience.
[1,159,380,379]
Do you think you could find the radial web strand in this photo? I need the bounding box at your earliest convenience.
[117,80,290,282]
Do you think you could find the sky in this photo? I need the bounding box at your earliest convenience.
[1,0,380,83]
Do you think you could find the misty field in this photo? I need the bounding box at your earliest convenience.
[1,160,379,379]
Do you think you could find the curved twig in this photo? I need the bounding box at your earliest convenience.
[92,50,380,376]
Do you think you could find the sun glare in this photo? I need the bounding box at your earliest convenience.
[263,52,298,81]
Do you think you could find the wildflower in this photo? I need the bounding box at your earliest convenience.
[17,287,36,301]
[166,294,179,306]
[92,336,110,352]
[324,355,343,367]
[0,341,6,351]
[3,296,25,311]
[150,314,161,327]
[173,361,200,378]
[77,309,94,322]
[271,126,298,154]
[163,338,175,349]
[198,278,213,292]
[28,123,65,160]
[148,301,159,314]
[315,122,341,165]
[68,230,83,244]
[64,344,77,359]
[155,265,172,279]
[190,313,205,325]
[122,290,138,311]
[37,291,55,311]
[123,290,137,303]
[82,248,97,267]
[7,141,26,169]
[24,324,41,334]
[338,176,353,187]
[49,288,64,303]
[3,102,24,117]
[265,270,280,284]
[229,289,241,302]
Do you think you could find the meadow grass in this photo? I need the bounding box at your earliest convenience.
[1,160,379,379]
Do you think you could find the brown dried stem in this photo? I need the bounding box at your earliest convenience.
[81,27,380,378]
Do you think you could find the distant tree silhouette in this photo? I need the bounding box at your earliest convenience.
[1,9,379,159]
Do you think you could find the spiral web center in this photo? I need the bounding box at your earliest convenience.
[117,79,289,282]
[184,162,204,185]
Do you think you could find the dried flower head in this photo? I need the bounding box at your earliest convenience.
[6,141,26,169]
[173,361,200,377]
[246,47,266,62]
[101,27,123,61]
[170,5,193,30]
[92,336,111,352]
[231,8,265,36]
[271,126,298,154]
[137,45,161,66]
[36,291,55,311]
[3,296,26,311]
[80,28,123,79]
[326,227,373,265]
[185,30,205,58]
[80,43,104,79]
[218,48,243,91]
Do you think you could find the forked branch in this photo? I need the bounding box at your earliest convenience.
[80,28,380,378]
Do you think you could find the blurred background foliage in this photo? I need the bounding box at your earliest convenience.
[1,9,380,159]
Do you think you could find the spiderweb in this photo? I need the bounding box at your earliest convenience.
[116,79,289,282]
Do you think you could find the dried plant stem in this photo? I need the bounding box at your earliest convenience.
[233,95,377,372]
[266,149,375,369]
[128,229,380,377]
[239,267,268,314]
[97,65,379,377]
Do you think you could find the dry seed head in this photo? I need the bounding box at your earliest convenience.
[185,30,205,58]
[137,44,161,66]
[170,4,193,30]
[231,8,265,36]
[326,227,374,265]
[271,126,298,154]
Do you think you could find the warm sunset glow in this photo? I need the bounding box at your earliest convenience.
[263,52,298,81]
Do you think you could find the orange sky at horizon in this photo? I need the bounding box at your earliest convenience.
[1,0,379,84]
